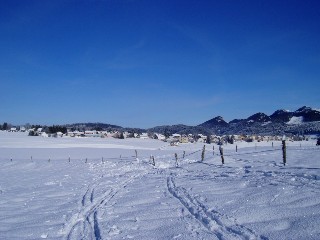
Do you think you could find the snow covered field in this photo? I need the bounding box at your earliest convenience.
[0,132,319,240]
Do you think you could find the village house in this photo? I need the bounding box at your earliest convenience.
[9,127,17,132]
[138,133,149,139]
[99,131,111,138]
[41,132,49,137]
[36,128,43,135]
[155,133,166,141]
[197,134,207,143]
[67,131,85,137]
[186,134,195,143]
[84,130,100,137]
[56,132,64,137]
[210,135,221,144]
[180,135,189,143]
[172,134,181,140]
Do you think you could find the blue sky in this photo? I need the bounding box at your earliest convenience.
[1,0,320,128]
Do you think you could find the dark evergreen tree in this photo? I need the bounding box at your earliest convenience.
[164,129,170,139]
[206,135,211,144]
[127,132,135,138]
[119,132,124,139]
[48,125,67,134]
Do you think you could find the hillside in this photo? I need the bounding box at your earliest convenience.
[150,106,320,136]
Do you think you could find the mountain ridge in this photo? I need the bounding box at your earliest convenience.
[149,106,320,136]
[46,106,320,136]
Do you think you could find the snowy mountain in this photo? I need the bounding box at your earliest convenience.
[152,106,320,136]
[229,119,244,124]
[293,106,320,122]
[15,106,320,136]
[269,109,293,122]
[246,112,271,123]
[198,116,229,128]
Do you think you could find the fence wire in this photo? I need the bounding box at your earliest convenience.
[2,144,319,166]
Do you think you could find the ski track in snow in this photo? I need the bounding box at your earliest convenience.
[62,148,317,239]
[62,170,145,240]
[1,133,319,240]
[167,176,265,240]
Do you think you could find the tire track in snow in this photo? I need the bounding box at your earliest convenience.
[62,172,145,240]
[167,176,264,240]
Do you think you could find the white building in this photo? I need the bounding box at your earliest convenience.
[155,133,166,141]
[84,131,100,137]
[139,133,149,139]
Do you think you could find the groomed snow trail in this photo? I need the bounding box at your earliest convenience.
[167,176,263,240]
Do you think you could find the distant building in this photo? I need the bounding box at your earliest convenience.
[37,128,43,135]
[41,132,48,137]
[56,132,63,137]
[84,131,100,137]
[139,133,149,139]
[155,133,166,141]
[67,131,84,137]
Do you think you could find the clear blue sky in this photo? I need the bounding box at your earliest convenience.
[1,0,319,128]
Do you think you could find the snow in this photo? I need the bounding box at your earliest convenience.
[287,116,304,125]
[261,121,272,126]
[1,131,320,239]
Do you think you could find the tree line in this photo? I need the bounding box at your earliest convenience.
[28,125,67,135]
[0,122,9,130]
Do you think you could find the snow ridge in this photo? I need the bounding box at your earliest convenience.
[167,176,263,240]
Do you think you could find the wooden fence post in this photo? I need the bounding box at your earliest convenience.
[150,155,154,165]
[175,153,178,167]
[85,158,87,163]
[236,145,238,152]
[272,142,274,148]
[282,140,286,166]
[219,145,224,164]
[201,145,205,162]
[102,157,104,163]
[69,156,71,163]
[183,151,185,159]
[135,150,138,158]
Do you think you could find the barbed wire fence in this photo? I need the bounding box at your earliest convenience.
[2,142,319,168]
